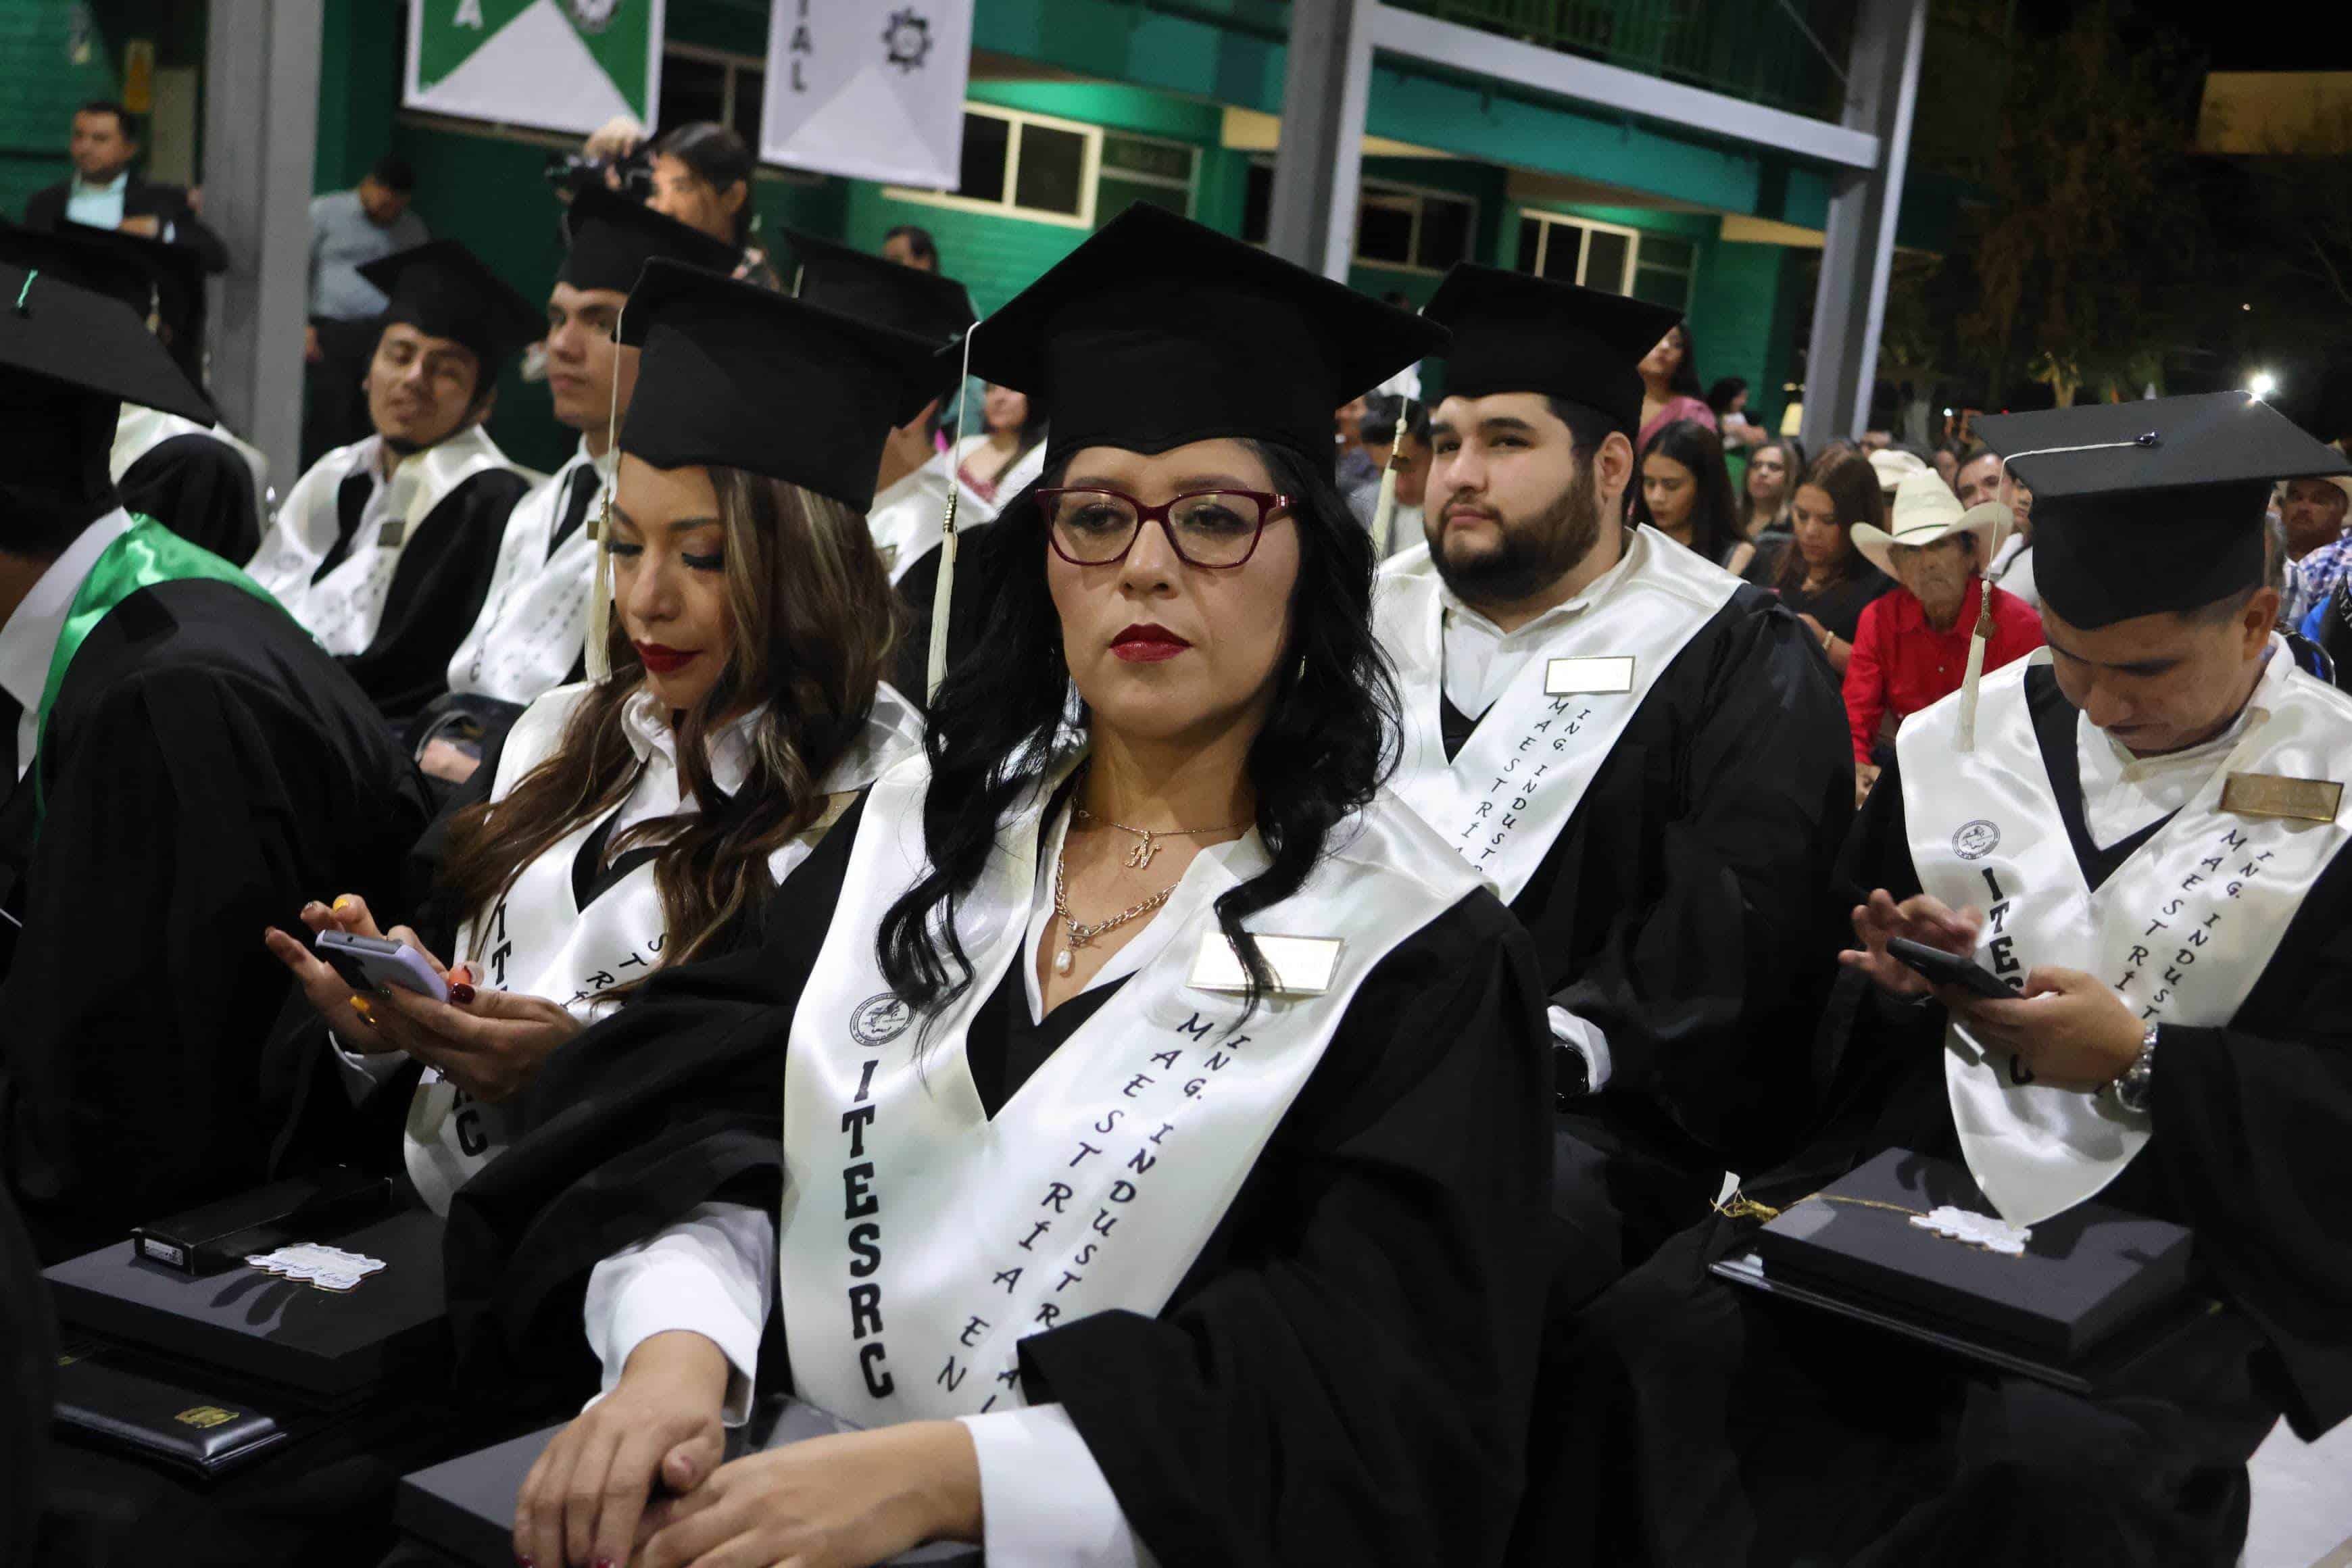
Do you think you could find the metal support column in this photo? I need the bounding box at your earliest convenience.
[203,0,321,501]
[1799,0,1929,453]
[1265,0,1373,282]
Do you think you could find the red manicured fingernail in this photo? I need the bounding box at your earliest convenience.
[450,982,476,1006]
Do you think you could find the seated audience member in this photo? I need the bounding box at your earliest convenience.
[445,205,1552,1568]
[0,218,265,561]
[1635,320,1713,449]
[1769,448,1894,675]
[24,99,229,272]
[1632,417,1744,569]
[953,381,1048,505]
[247,241,541,727]
[1842,468,2042,796]
[1952,443,2003,510]
[1734,434,1805,582]
[0,266,429,1260]
[2281,475,2352,631]
[1705,375,1762,450]
[267,260,929,1216]
[1553,393,2352,1568]
[881,223,939,272]
[424,189,739,782]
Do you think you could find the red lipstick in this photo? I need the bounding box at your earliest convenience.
[635,643,700,675]
[1110,622,1192,664]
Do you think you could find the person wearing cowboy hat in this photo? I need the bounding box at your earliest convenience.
[1841,466,2044,800]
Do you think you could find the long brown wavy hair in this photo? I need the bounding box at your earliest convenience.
[437,462,902,984]
[1774,447,1882,593]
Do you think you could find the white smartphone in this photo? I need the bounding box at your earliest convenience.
[315,929,449,1003]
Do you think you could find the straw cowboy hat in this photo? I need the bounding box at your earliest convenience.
[1866,447,1928,495]
[1852,468,2011,578]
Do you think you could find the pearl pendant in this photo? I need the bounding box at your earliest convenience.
[1054,948,1075,975]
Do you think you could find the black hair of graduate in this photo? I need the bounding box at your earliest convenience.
[877,441,1399,1019]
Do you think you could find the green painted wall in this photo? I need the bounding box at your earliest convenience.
[0,0,203,222]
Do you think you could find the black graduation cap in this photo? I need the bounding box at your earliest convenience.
[963,202,1447,479]
[775,226,977,347]
[1421,263,1683,437]
[358,239,543,372]
[55,220,213,383]
[0,217,150,314]
[560,186,741,295]
[1974,393,2352,629]
[614,258,943,512]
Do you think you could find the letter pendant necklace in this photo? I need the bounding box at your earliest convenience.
[1072,800,1248,871]
[1053,781,1248,975]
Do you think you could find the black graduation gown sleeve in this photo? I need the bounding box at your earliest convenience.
[339,468,531,729]
[0,581,431,1262]
[1016,890,1556,1568]
[117,432,262,563]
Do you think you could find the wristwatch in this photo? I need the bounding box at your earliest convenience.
[2112,1023,2159,1114]
[1552,1043,1591,1108]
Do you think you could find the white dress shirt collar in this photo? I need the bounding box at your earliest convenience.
[0,508,137,778]
[617,688,766,800]
[1438,527,1644,718]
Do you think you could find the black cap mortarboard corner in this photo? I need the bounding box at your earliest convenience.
[1974,393,2352,629]
[560,187,741,295]
[357,239,543,372]
[1421,263,1683,438]
[776,227,978,347]
[963,202,1448,481]
[614,258,943,512]
[0,218,151,316]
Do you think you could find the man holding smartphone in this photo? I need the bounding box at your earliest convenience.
[1550,393,2352,1567]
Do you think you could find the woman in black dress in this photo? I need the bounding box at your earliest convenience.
[1771,446,1892,677]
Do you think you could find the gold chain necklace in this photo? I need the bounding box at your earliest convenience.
[1051,840,1180,975]
[1071,801,1250,870]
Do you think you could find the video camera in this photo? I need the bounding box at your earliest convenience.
[544,144,654,201]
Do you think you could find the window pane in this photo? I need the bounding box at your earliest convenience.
[1517,216,1542,273]
[957,112,1010,201]
[1632,264,1691,310]
[1415,195,1473,268]
[1540,222,1582,282]
[1356,197,1415,264]
[731,67,764,149]
[658,54,727,134]
[1100,134,1192,183]
[1097,176,1187,225]
[1242,162,1274,244]
[1014,122,1089,215]
[1583,230,1630,293]
[1639,235,1695,272]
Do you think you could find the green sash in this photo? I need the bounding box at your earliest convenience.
[31,514,285,818]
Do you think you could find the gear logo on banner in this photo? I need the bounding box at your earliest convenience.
[883,9,933,72]
[568,0,622,33]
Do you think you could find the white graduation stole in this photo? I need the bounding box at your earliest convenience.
[1375,526,1742,903]
[249,426,520,654]
[112,406,271,506]
[401,683,925,1216]
[776,752,1479,1424]
[1901,647,2352,1225]
[445,455,606,702]
[865,456,990,585]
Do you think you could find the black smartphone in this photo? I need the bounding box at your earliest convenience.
[1887,937,2015,1000]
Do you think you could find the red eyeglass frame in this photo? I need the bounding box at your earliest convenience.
[1035,486,1294,569]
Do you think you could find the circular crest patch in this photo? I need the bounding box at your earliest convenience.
[850,993,913,1049]
[1952,819,2001,861]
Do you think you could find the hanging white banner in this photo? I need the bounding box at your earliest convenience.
[404,0,665,139]
[761,1,973,189]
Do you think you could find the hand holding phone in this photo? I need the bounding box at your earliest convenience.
[315,929,449,1003]
[1886,936,2014,1001]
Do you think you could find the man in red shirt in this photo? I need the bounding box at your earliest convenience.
[1844,468,2042,795]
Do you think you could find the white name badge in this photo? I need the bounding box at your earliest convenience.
[1187,933,1345,996]
[1544,655,1636,695]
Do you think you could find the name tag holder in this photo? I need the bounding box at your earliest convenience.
[1187,933,1344,996]
[374,520,406,549]
[2220,772,2342,824]
[1544,655,1635,695]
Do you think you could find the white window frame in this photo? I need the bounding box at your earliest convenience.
[1519,210,1645,293]
[1093,128,1199,220]
[884,103,1103,229]
[1353,178,1480,276]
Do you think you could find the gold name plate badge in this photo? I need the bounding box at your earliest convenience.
[2220,772,2343,824]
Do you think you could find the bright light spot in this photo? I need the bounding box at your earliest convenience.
[2243,303,2253,311]
[2249,371,2278,400]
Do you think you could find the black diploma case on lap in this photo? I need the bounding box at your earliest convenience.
[396,1396,982,1565]
[1715,1148,2205,1390]
[49,1338,328,1478]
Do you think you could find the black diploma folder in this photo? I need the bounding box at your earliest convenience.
[44,1205,449,1399]
[1716,1148,2203,1387]
[51,1338,319,1478]
[397,1397,981,1565]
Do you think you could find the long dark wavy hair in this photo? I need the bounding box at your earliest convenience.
[1632,417,1740,566]
[1773,447,1882,593]
[877,439,1397,1019]
[437,464,902,987]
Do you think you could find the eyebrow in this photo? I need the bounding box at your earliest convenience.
[2044,635,2180,676]
[1061,474,1256,495]
[608,504,722,534]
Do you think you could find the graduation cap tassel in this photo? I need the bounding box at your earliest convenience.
[584,299,625,683]
[927,323,978,701]
[1369,399,1413,561]
[1955,580,1995,752]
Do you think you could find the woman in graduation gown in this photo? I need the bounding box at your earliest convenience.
[445,204,1557,1568]
[264,260,935,1217]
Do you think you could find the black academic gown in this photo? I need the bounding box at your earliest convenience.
[118,433,262,564]
[0,579,433,1263]
[1526,662,2352,1567]
[1435,583,1853,1272]
[444,795,1557,1568]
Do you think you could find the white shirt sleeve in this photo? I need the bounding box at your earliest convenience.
[582,1200,773,1426]
[1548,1004,1613,1092]
[956,1403,1151,1568]
[328,1033,410,1105]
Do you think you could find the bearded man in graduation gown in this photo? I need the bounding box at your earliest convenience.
[0,266,431,1262]
[0,217,266,562]
[419,191,741,784]
[1374,266,1852,1274]
[248,239,540,729]
[1549,393,2352,1567]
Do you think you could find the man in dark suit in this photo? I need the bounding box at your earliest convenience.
[22,99,228,274]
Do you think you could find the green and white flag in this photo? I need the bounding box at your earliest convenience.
[404,0,664,137]
[762,2,973,189]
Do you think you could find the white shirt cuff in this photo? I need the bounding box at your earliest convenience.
[957,1404,1149,1568]
[583,1200,773,1426]
[329,1032,410,1105]
[1548,1005,1613,1092]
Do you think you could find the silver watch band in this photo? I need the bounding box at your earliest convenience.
[2113,1023,2159,1114]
